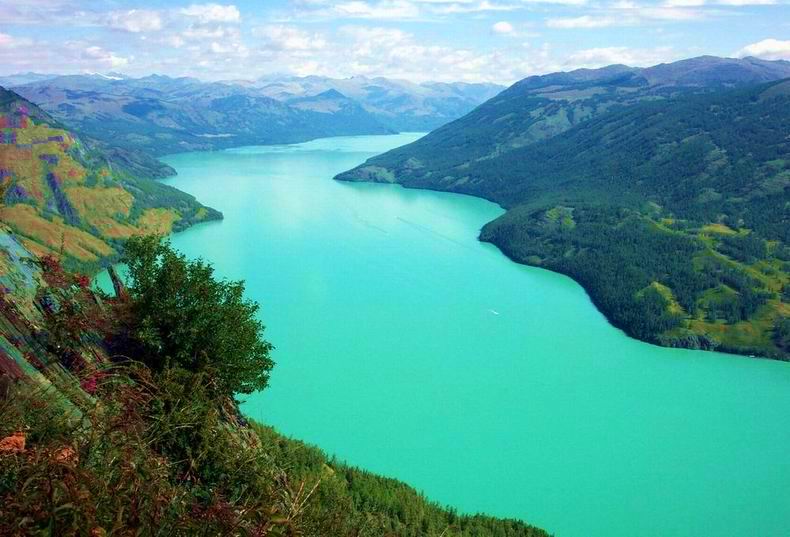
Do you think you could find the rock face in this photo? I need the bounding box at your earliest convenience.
[0,88,221,271]
[0,229,56,387]
[0,226,115,412]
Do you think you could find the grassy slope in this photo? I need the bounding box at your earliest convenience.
[0,88,221,273]
[338,80,790,359]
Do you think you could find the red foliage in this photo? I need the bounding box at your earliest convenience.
[24,351,46,372]
[39,255,61,272]
[80,372,107,395]
[0,431,26,454]
[53,446,78,465]
[0,350,25,379]
[80,375,98,395]
[40,256,71,289]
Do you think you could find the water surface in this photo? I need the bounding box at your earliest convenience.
[127,134,790,536]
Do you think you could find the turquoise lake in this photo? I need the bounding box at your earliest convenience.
[121,133,790,536]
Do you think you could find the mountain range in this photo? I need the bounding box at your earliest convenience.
[247,74,503,131]
[7,73,502,179]
[337,56,790,359]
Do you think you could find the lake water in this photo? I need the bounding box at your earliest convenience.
[115,134,790,536]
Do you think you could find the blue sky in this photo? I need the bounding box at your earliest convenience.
[0,0,788,83]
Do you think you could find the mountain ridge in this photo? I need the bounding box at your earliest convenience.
[12,79,393,160]
[9,73,502,167]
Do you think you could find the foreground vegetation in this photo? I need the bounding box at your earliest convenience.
[0,234,548,536]
[338,77,790,359]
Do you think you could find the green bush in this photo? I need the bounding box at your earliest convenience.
[122,235,274,396]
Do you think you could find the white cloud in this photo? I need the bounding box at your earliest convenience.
[718,0,776,4]
[547,15,618,28]
[82,45,129,68]
[182,25,239,40]
[564,46,677,68]
[325,1,422,19]
[637,6,704,19]
[548,2,706,28]
[2,0,777,84]
[0,0,80,25]
[430,0,521,14]
[492,21,515,33]
[180,3,241,23]
[106,10,163,33]
[662,0,706,6]
[162,35,186,48]
[288,0,525,20]
[736,38,790,60]
[255,25,327,51]
[0,34,130,73]
[522,0,589,5]
[290,25,556,83]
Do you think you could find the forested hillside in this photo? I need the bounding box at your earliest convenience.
[338,65,790,359]
[0,229,549,536]
[0,87,221,272]
[340,57,790,189]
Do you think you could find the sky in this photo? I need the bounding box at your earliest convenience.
[0,0,788,84]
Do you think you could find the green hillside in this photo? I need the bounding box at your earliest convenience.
[341,57,790,193]
[0,87,221,273]
[338,77,790,359]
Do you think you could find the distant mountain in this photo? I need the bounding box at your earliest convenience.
[337,57,790,359]
[0,87,220,271]
[0,73,58,87]
[250,75,504,131]
[12,76,394,161]
[9,73,500,166]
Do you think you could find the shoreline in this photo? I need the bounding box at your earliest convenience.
[333,173,789,363]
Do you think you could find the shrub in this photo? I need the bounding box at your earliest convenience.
[121,235,274,396]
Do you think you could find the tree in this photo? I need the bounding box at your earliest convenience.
[122,235,274,395]
[775,316,790,352]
